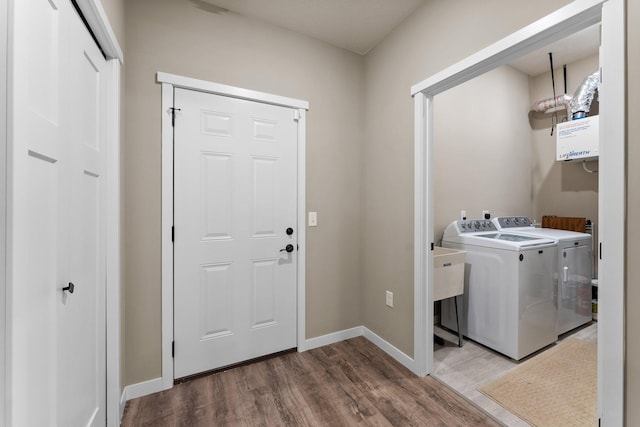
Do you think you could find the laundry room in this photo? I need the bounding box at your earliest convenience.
[430,24,601,425]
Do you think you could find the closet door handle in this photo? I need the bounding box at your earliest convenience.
[62,282,75,294]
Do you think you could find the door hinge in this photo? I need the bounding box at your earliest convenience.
[172,341,175,358]
[293,109,300,122]
[599,242,602,260]
[172,226,174,242]
[430,242,434,251]
[170,107,181,127]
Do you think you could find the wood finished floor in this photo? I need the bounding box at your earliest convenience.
[121,337,501,426]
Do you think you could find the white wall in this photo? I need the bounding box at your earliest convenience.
[433,65,533,240]
[123,0,365,386]
[362,0,572,356]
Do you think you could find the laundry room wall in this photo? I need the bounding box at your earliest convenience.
[432,65,532,242]
[362,0,572,357]
[123,0,365,387]
[626,0,640,421]
[529,54,599,268]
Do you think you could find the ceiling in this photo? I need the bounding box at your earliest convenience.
[198,0,425,55]
[198,0,600,74]
[508,24,601,77]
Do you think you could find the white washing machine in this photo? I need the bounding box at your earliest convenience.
[441,219,558,360]
[492,216,593,335]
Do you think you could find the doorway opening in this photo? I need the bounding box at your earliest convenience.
[412,0,624,425]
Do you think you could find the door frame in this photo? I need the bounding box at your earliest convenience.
[411,0,624,425]
[1,0,8,423]
[2,0,122,425]
[158,72,309,388]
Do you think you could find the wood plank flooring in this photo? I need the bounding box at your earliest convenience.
[121,337,501,426]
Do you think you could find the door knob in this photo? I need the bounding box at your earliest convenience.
[280,244,294,253]
[62,282,75,294]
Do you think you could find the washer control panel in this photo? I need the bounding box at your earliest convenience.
[495,216,532,229]
[458,219,497,233]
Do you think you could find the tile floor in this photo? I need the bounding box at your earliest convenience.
[433,322,598,426]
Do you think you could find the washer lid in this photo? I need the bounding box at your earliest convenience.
[476,233,542,242]
[444,233,556,250]
[443,221,556,250]
[492,216,591,241]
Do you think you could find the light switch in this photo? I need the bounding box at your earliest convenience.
[308,212,317,227]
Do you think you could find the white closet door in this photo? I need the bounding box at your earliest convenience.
[173,88,298,378]
[56,3,107,426]
[11,0,64,424]
[10,0,107,425]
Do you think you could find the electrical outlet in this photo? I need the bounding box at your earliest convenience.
[386,291,393,308]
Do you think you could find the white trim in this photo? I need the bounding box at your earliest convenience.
[362,327,415,372]
[411,93,431,377]
[0,0,8,423]
[121,377,164,403]
[75,0,123,63]
[412,0,624,424]
[124,326,413,404]
[159,72,308,389]
[302,326,415,373]
[302,327,363,351]
[296,109,308,352]
[598,0,625,424]
[105,58,121,427]
[411,0,603,97]
[160,82,174,390]
[157,72,309,110]
[119,386,127,420]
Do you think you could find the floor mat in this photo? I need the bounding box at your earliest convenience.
[478,338,596,427]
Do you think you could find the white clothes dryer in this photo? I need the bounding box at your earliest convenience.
[492,216,593,335]
[441,219,558,360]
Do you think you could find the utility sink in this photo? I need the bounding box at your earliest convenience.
[433,247,466,301]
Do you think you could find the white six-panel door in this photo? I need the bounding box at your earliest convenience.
[11,0,107,425]
[173,88,298,378]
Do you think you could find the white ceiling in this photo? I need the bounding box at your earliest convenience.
[508,24,600,77]
[197,0,600,74]
[198,0,426,55]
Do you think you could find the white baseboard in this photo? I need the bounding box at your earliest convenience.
[117,327,414,421]
[362,327,415,372]
[300,326,363,351]
[120,377,164,418]
[119,388,127,421]
[300,326,415,374]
